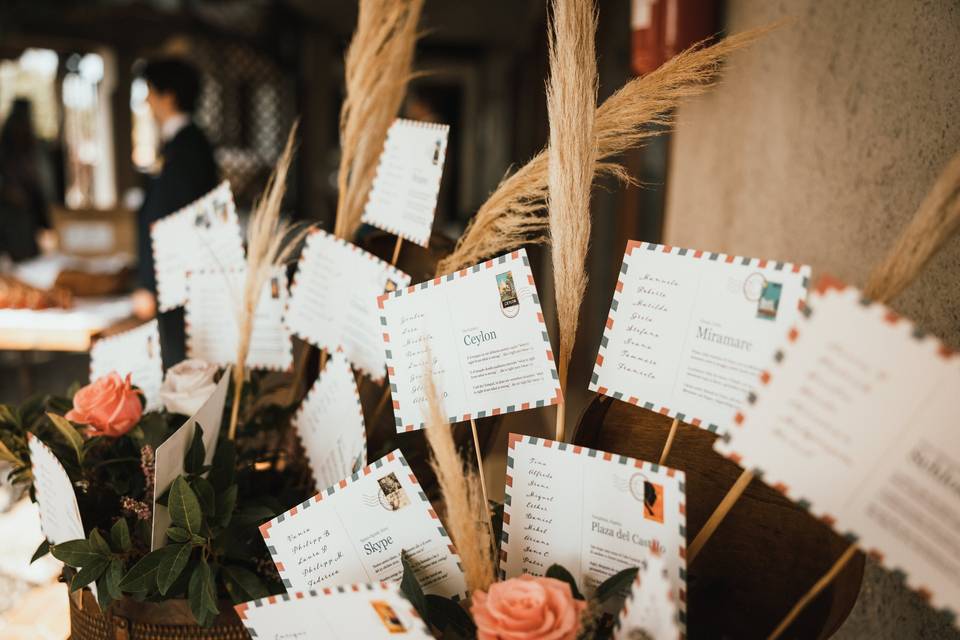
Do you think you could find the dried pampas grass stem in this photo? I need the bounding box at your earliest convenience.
[333,0,424,240]
[422,360,496,593]
[228,122,310,440]
[546,0,597,442]
[436,26,770,277]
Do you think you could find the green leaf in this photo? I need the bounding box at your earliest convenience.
[51,539,100,568]
[30,539,50,564]
[188,560,219,626]
[89,528,112,556]
[110,519,131,552]
[0,404,18,425]
[222,565,269,601]
[425,595,477,635]
[208,440,236,491]
[70,556,109,592]
[168,476,203,536]
[214,485,238,528]
[192,477,216,518]
[595,566,639,603]
[0,438,20,465]
[166,527,191,543]
[399,551,428,621]
[105,559,123,599]
[184,424,205,474]
[190,534,207,546]
[546,564,584,600]
[46,412,84,463]
[157,543,193,595]
[96,576,114,611]
[118,549,165,592]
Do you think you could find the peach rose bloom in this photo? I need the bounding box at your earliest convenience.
[66,372,143,437]
[471,575,586,640]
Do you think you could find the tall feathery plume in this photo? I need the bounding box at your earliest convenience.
[546,0,598,442]
[436,27,770,277]
[227,123,308,440]
[422,359,496,592]
[333,0,424,240]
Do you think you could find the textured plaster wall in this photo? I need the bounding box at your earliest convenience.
[665,1,960,637]
[666,0,960,347]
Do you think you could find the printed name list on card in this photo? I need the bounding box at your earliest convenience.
[29,436,86,546]
[295,349,367,490]
[235,582,433,639]
[185,267,293,371]
[501,434,686,629]
[591,240,810,434]
[285,230,411,379]
[90,319,163,411]
[360,118,450,247]
[378,249,561,432]
[151,368,231,549]
[150,181,246,312]
[614,552,681,640]
[259,450,467,599]
[715,276,960,620]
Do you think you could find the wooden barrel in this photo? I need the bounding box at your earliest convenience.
[573,395,864,639]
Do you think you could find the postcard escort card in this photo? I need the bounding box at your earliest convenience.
[285,229,412,379]
[235,582,433,639]
[591,240,810,434]
[294,349,367,491]
[378,249,561,432]
[150,181,245,312]
[259,450,467,599]
[501,434,686,632]
[614,552,681,640]
[715,277,960,619]
[89,319,163,411]
[360,118,450,247]
[185,267,293,371]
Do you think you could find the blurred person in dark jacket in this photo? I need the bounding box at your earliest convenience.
[0,99,54,262]
[133,58,218,369]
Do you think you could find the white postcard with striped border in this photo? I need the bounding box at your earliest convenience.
[378,249,561,432]
[590,240,811,435]
[715,276,960,625]
[259,450,467,600]
[150,181,245,312]
[234,582,433,639]
[501,434,686,633]
[360,118,449,247]
[294,349,367,491]
[285,230,411,380]
[90,319,163,411]
[614,552,681,640]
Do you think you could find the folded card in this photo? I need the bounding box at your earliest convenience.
[286,230,411,379]
[378,249,561,431]
[501,434,686,630]
[151,368,230,549]
[185,267,293,371]
[29,435,85,546]
[151,181,245,312]
[614,552,681,640]
[715,277,960,620]
[295,349,367,490]
[360,118,450,247]
[235,582,433,639]
[590,240,810,434]
[90,320,163,411]
[259,450,466,599]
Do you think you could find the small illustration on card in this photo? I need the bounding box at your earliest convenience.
[590,240,810,434]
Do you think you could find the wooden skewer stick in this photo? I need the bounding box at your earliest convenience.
[659,417,681,466]
[469,417,496,544]
[767,544,860,640]
[390,235,403,266]
[687,468,754,563]
[555,363,568,442]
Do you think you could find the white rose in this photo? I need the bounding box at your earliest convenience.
[160,359,218,416]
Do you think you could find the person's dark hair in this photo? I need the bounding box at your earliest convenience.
[0,99,37,160]
[141,58,202,114]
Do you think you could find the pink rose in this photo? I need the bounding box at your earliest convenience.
[66,372,143,437]
[471,576,586,640]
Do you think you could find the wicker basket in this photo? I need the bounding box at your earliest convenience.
[69,589,249,640]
